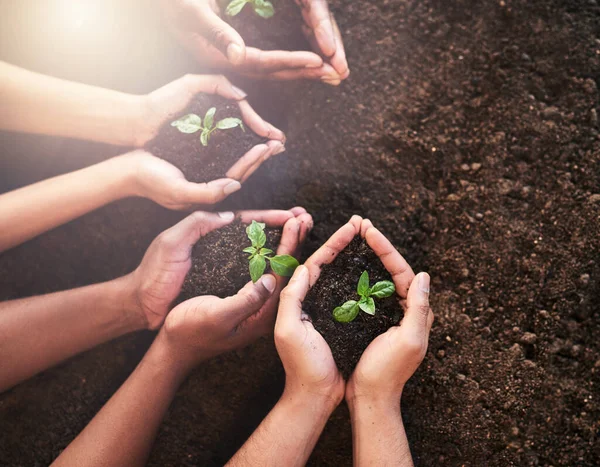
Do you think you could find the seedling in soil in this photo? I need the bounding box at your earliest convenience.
[171,107,244,147]
[333,271,395,323]
[244,220,299,282]
[225,0,275,18]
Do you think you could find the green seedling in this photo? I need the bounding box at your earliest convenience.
[244,220,299,283]
[171,107,244,147]
[225,0,274,18]
[333,271,395,323]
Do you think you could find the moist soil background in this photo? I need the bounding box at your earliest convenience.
[305,237,400,379]
[180,219,282,301]
[1,0,600,466]
[147,95,265,183]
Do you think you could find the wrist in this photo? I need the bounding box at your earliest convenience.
[283,381,344,415]
[346,388,402,416]
[110,274,149,333]
[149,329,196,384]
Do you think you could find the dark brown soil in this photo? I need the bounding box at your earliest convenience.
[0,0,599,466]
[146,95,266,183]
[179,218,282,301]
[223,0,309,52]
[305,237,399,378]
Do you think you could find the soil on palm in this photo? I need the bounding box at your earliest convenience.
[305,237,400,378]
[223,0,309,52]
[146,95,265,183]
[180,218,282,300]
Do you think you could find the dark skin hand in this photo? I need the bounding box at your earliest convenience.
[159,0,349,85]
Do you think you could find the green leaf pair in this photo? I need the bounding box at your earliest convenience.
[226,0,275,18]
[333,271,396,323]
[171,107,244,147]
[245,220,300,283]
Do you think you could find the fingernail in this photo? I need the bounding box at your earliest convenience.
[224,181,241,195]
[218,211,234,220]
[273,142,286,156]
[231,85,247,99]
[418,273,430,294]
[227,43,244,65]
[261,275,276,293]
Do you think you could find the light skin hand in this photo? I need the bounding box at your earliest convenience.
[159,0,348,84]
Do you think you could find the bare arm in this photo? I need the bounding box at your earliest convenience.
[0,275,144,393]
[0,61,143,146]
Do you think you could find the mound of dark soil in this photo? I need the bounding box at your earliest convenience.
[180,218,282,300]
[305,237,399,378]
[146,95,265,183]
[223,0,309,52]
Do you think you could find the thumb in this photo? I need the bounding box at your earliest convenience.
[403,272,433,337]
[220,275,277,324]
[194,4,246,65]
[176,178,242,205]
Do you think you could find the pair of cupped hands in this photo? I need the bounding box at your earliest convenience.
[118,0,348,210]
[123,207,433,410]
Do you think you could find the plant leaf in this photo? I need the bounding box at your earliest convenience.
[268,255,299,277]
[370,281,396,298]
[249,255,267,283]
[226,0,249,16]
[200,129,210,146]
[260,248,273,256]
[243,246,256,255]
[216,117,243,129]
[171,114,202,133]
[252,0,274,18]
[333,300,360,323]
[357,270,370,296]
[204,107,216,129]
[246,220,267,248]
[359,296,376,315]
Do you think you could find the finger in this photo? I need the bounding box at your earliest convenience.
[225,143,270,181]
[276,265,310,330]
[243,47,323,72]
[192,4,247,65]
[159,211,235,259]
[364,225,415,299]
[304,215,362,286]
[290,206,307,216]
[220,275,277,323]
[237,210,295,226]
[180,74,247,101]
[299,0,336,58]
[241,141,285,182]
[403,272,433,338]
[296,213,314,245]
[277,217,301,258]
[175,178,241,206]
[329,14,349,79]
[245,63,339,82]
[238,100,286,142]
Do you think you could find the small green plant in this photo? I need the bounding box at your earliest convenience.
[333,271,396,323]
[171,107,244,147]
[225,0,274,18]
[244,220,299,283]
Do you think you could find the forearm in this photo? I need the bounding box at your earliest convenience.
[0,61,143,146]
[52,333,188,467]
[348,397,413,467]
[227,389,337,467]
[0,274,145,392]
[0,153,136,252]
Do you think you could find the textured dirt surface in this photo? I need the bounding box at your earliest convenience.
[304,237,400,378]
[0,0,599,465]
[147,95,265,183]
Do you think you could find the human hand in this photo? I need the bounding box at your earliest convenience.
[345,220,434,407]
[159,208,313,369]
[275,265,345,409]
[159,0,347,84]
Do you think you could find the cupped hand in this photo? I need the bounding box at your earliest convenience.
[346,221,434,406]
[159,0,348,84]
[160,208,313,368]
[275,265,344,407]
